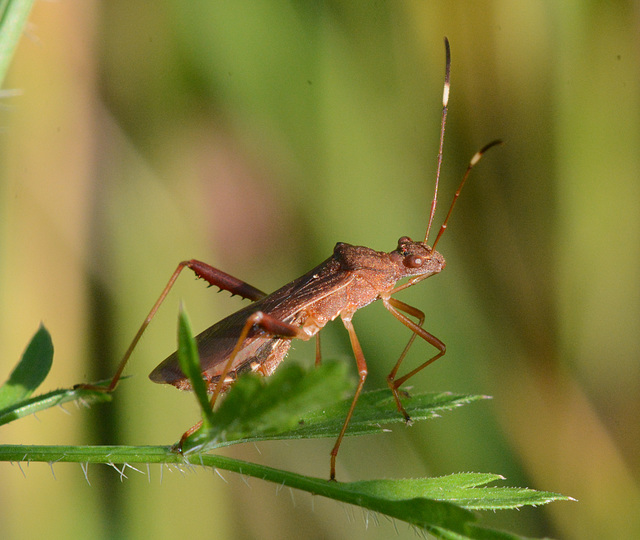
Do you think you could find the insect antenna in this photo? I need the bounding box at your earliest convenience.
[430,139,503,251]
[424,36,451,244]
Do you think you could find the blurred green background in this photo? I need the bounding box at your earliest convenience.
[1,2,639,539]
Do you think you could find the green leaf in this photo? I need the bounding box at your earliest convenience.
[214,360,351,434]
[228,389,489,446]
[0,324,54,409]
[181,360,353,452]
[174,303,352,452]
[285,389,489,439]
[176,306,215,429]
[345,473,568,511]
[0,326,112,426]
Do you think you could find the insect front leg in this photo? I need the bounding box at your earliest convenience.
[382,296,446,423]
[77,259,266,392]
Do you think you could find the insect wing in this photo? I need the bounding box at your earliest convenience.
[149,255,356,390]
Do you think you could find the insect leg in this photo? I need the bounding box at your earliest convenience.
[330,315,368,481]
[183,259,266,302]
[382,296,446,422]
[78,259,266,392]
[208,311,307,407]
[177,310,308,451]
[315,335,322,366]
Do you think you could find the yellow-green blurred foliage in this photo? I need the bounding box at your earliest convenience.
[1,2,639,539]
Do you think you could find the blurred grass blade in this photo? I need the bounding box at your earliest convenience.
[176,305,215,429]
[0,324,53,409]
[0,0,37,86]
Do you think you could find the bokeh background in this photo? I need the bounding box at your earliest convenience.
[1,2,639,539]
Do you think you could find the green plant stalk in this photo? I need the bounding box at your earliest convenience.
[0,444,474,531]
[0,444,566,537]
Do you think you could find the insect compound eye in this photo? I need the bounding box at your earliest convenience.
[403,254,424,269]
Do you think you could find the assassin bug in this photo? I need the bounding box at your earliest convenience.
[81,38,500,480]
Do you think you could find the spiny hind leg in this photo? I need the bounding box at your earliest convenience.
[76,260,267,393]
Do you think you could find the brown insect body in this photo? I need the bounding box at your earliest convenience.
[150,238,445,391]
[79,37,499,480]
